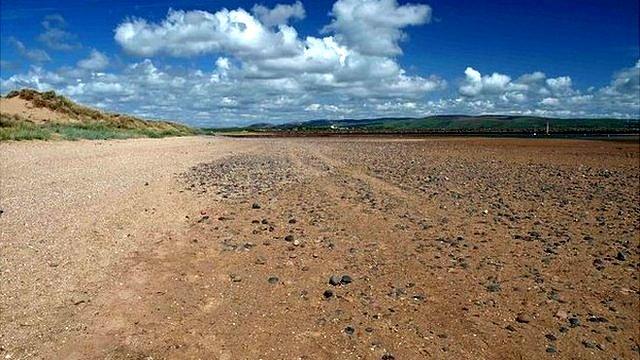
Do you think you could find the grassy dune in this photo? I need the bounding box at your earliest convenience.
[0,89,196,141]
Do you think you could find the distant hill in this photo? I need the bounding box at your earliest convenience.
[242,115,639,134]
[0,89,195,140]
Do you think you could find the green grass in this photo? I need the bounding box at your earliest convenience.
[0,115,197,141]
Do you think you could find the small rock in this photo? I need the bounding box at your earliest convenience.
[558,326,568,333]
[267,276,279,284]
[505,324,516,332]
[582,339,597,349]
[284,234,294,242]
[546,346,557,353]
[329,275,341,286]
[615,251,627,261]
[344,326,355,335]
[381,354,395,360]
[323,289,334,299]
[545,333,557,341]
[568,317,580,328]
[587,315,608,323]
[252,202,261,209]
[340,275,353,285]
[293,239,301,246]
[486,282,501,293]
[516,313,531,324]
[555,310,568,320]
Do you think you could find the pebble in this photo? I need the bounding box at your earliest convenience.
[555,310,568,320]
[615,251,627,261]
[323,289,334,299]
[329,275,341,286]
[284,234,294,242]
[516,313,531,324]
[486,282,501,292]
[267,276,279,284]
[344,326,355,335]
[340,275,353,285]
[252,202,261,209]
[568,317,580,328]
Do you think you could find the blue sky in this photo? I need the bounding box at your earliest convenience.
[1,0,638,126]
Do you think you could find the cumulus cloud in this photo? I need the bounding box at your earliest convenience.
[252,1,305,27]
[77,50,109,70]
[112,2,443,102]
[601,60,640,96]
[459,67,511,96]
[9,38,51,63]
[453,61,639,118]
[323,0,431,56]
[114,8,300,58]
[38,14,81,51]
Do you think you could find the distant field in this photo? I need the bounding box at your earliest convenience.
[234,115,640,134]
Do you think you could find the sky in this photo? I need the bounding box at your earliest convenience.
[1,0,639,127]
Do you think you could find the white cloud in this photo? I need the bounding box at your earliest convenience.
[540,97,560,106]
[112,3,442,101]
[114,8,301,58]
[546,76,573,95]
[9,38,51,63]
[452,61,639,118]
[38,14,81,51]
[252,1,305,27]
[77,50,109,71]
[601,60,640,96]
[459,67,511,96]
[323,0,431,56]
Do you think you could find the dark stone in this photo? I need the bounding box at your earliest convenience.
[505,324,516,332]
[516,313,531,324]
[546,346,557,353]
[559,326,568,333]
[616,251,627,261]
[344,326,355,335]
[582,339,597,349]
[545,333,557,341]
[323,289,334,299]
[329,275,341,286]
[381,354,395,360]
[252,202,261,209]
[568,317,580,328]
[268,276,279,284]
[587,315,608,323]
[284,234,295,242]
[340,275,353,285]
[486,282,501,292]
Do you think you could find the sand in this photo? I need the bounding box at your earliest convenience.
[0,136,638,359]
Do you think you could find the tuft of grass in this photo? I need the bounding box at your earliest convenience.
[2,89,198,141]
[0,113,198,141]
